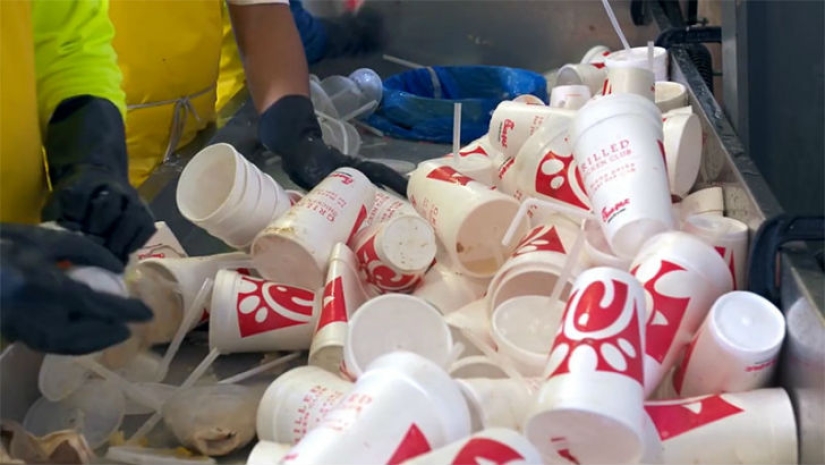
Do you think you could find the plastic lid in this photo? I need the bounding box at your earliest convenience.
[25,379,125,449]
[711,291,785,353]
[106,446,216,465]
[39,353,99,402]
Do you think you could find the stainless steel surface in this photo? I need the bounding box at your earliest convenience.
[720,0,748,146]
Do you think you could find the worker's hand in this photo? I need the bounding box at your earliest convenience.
[0,224,153,356]
[42,165,156,263]
[320,7,385,60]
[41,96,156,263]
[258,95,408,196]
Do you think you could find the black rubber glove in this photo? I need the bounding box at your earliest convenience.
[320,7,385,60]
[41,96,156,263]
[0,224,153,356]
[258,95,408,196]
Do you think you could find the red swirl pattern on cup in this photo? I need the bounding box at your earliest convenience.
[235,276,315,338]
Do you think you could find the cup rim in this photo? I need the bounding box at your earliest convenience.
[177,143,247,224]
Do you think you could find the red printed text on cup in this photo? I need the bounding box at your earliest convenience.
[236,277,315,337]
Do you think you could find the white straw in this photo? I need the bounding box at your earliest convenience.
[218,352,301,385]
[601,0,632,52]
[501,197,596,247]
[647,41,655,72]
[383,54,426,69]
[155,278,214,382]
[452,102,462,165]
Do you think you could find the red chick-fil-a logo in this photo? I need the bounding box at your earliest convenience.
[235,276,315,337]
[631,260,691,364]
[500,119,516,148]
[601,198,630,223]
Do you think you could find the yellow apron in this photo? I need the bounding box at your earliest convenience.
[109,0,224,187]
[0,1,48,224]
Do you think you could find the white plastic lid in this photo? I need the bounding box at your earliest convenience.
[711,291,785,354]
[38,353,99,402]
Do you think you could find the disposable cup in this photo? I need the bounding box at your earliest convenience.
[604,46,669,82]
[365,189,420,228]
[257,365,354,444]
[582,217,631,270]
[663,113,702,197]
[400,428,544,465]
[513,94,546,105]
[672,291,786,397]
[343,294,453,380]
[444,299,496,352]
[209,269,319,354]
[630,231,734,396]
[247,441,294,465]
[679,187,724,220]
[571,93,676,259]
[134,253,254,344]
[412,263,489,315]
[525,267,647,464]
[556,64,608,96]
[436,154,496,187]
[682,214,749,290]
[491,296,566,377]
[549,85,592,110]
[38,353,100,402]
[408,161,528,278]
[350,215,436,294]
[664,106,694,117]
[456,378,539,432]
[449,356,509,379]
[655,82,689,113]
[602,67,656,100]
[320,117,362,156]
[286,190,305,206]
[488,101,576,159]
[320,75,368,120]
[133,221,187,261]
[644,389,797,464]
[280,352,471,465]
[252,167,376,290]
[581,45,611,66]
[176,143,247,227]
[309,243,369,374]
[310,79,339,119]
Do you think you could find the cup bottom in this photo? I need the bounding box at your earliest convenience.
[252,233,324,291]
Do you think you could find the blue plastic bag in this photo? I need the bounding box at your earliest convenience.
[364,66,547,144]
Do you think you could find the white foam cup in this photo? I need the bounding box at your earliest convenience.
[399,428,544,465]
[549,85,592,110]
[488,101,577,159]
[604,46,669,82]
[449,356,509,379]
[209,270,319,354]
[655,82,689,113]
[412,263,490,315]
[408,161,528,278]
[342,294,453,380]
[309,243,369,374]
[525,267,647,465]
[491,296,567,377]
[630,231,734,397]
[456,378,540,432]
[556,64,608,96]
[672,291,786,397]
[252,168,376,290]
[662,112,702,197]
[444,299,496,353]
[581,45,611,66]
[582,217,632,270]
[364,189,420,228]
[602,66,656,100]
[682,214,749,290]
[286,190,305,206]
[644,389,797,464]
[513,94,546,106]
[280,352,471,465]
[247,441,294,465]
[436,154,496,187]
[571,93,676,259]
[133,221,187,261]
[679,187,724,220]
[257,365,354,444]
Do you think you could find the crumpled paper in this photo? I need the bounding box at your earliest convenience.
[0,421,95,464]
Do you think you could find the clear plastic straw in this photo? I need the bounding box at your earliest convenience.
[339,100,378,122]
[74,358,163,412]
[217,352,301,385]
[452,102,463,165]
[383,54,426,69]
[547,219,587,307]
[354,120,385,137]
[601,0,632,52]
[502,197,596,247]
[127,347,221,445]
[155,278,214,382]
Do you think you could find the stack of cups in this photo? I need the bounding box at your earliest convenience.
[252,168,376,290]
[662,111,703,198]
[280,352,471,465]
[407,161,529,278]
[629,231,734,396]
[602,66,655,101]
[570,93,676,260]
[488,101,577,160]
[176,143,291,249]
[524,267,647,465]
[549,85,592,110]
[604,46,669,82]
[309,243,369,374]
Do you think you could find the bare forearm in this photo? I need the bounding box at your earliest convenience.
[226,2,309,113]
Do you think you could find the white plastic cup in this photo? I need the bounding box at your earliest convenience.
[435,154,496,187]
[252,167,376,290]
[399,428,544,465]
[630,231,734,397]
[581,45,611,66]
[582,217,631,270]
[408,161,528,278]
[134,253,254,343]
[286,190,305,206]
[342,294,453,380]
[456,378,536,432]
[281,352,471,465]
[364,190,420,228]
[672,291,786,397]
[525,267,647,465]
[509,115,591,213]
[257,365,354,444]
[604,46,669,82]
[663,112,702,198]
[571,93,676,259]
[443,299,496,353]
[449,355,509,379]
[513,94,546,106]
[602,67,656,101]
[549,85,592,110]
[209,269,318,354]
[488,101,576,159]
[309,243,369,374]
[247,441,293,465]
[411,263,490,315]
[491,296,567,377]
[486,221,582,315]
[682,214,749,290]
[679,187,724,220]
[655,82,689,113]
[350,215,436,295]
[556,64,608,96]
[644,389,797,464]
[133,221,187,261]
